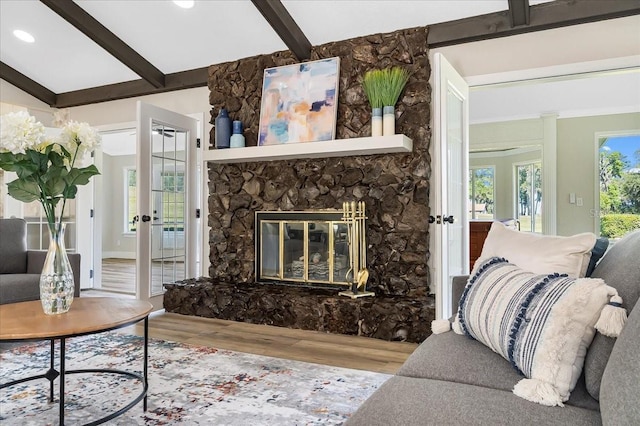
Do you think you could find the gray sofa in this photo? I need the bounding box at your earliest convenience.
[0,218,80,305]
[347,230,640,425]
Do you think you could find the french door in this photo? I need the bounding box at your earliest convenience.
[136,102,198,310]
[432,53,470,320]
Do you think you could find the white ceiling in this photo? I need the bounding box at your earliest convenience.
[0,0,556,93]
[470,68,640,124]
[1,0,638,152]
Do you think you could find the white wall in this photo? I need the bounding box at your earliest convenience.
[101,153,137,258]
[469,112,640,236]
[557,112,640,236]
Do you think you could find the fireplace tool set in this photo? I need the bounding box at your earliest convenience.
[339,201,375,299]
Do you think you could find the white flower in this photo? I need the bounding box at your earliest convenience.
[0,111,45,154]
[56,120,102,160]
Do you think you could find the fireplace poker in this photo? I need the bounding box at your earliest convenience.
[339,201,374,299]
[342,202,353,285]
[350,201,359,293]
[356,201,369,291]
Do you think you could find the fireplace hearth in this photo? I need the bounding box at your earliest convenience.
[163,278,434,343]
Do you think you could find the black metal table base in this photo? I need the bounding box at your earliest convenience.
[1,317,149,425]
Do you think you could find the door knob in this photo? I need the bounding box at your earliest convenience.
[428,215,436,224]
[443,215,455,224]
[141,215,151,222]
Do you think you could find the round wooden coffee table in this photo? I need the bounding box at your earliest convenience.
[0,297,153,425]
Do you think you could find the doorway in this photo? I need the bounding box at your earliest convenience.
[515,161,542,233]
[93,127,138,296]
[90,108,202,306]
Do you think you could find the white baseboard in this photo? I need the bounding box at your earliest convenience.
[102,251,136,259]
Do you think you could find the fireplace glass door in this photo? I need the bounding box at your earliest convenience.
[256,211,351,286]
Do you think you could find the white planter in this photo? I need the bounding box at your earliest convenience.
[383,106,395,136]
[371,107,383,137]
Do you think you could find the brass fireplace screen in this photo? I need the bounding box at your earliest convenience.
[255,211,350,286]
[255,208,371,297]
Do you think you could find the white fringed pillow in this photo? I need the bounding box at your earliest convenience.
[452,257,626,407]
[476,222,596,278]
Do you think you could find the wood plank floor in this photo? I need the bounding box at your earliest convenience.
[94,259,418,374]
[100,258,185,295]
[118,312,418,374]
[100,258,136,294]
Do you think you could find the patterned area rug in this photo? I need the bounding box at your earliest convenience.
[0,332,390,425]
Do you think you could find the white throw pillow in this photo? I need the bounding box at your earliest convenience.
[477,221,596,278]
[453,257,620,406]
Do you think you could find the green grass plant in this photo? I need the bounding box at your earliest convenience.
[362,69,384,109]
[380,67,409,107]
[362,67,410,109]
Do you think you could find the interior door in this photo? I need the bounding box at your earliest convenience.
[432,53,470,320]
[137,101,198,310]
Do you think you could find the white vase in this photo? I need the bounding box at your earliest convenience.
[39,223,74,315]
[371,107,383,137]
[383,106,395,136]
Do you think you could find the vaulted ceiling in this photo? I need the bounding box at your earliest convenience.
[1,0,639,108]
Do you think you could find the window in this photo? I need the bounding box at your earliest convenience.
[161,171,185,231]
[469,167,495,220]
[599,135,640,239]
[125,168,137,232]
[516,162,542,233]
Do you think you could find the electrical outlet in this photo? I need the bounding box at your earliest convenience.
[576,197,583,207]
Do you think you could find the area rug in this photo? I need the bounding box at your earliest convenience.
[0,332,390,425]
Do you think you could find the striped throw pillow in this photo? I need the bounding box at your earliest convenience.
[453,257,617,406]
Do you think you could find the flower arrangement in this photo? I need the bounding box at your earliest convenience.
[0,111,101,234]
[362,67,410,108]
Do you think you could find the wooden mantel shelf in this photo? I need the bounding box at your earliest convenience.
[202,134,413,163]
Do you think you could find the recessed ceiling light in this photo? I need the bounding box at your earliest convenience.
[13,29,35,43]
[173,0,194,9]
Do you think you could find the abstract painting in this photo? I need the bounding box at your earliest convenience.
[258,57,339,146]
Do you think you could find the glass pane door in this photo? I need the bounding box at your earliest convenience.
[516,162,542,233]
[151,123,187,296]
[136,101,198,310]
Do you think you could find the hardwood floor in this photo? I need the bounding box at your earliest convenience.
[99,258,185,295]
[119,312,418,374]
[95,259,418,374]
[100,258,135,294]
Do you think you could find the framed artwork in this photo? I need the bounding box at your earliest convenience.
[258,57,340,146]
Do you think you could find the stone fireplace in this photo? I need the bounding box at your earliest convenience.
[163,26,436,343]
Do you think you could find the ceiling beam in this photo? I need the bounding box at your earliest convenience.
[54,67,209,108]
[40,0,166,88]
[0,62,56,106]
[251,0,312,61]
[508,0,530,27]
[428,0,640,48]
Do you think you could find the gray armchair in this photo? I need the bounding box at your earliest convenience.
[0,218,80,305]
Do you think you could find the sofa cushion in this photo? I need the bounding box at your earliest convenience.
[600,304,640,424]
[397,328,599,411]
[0,218,28,274]
[345,376,601,426]
[477,221,596,277]
[0,274,41,304]
[453,257,619,406]
[584,230,640,400]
